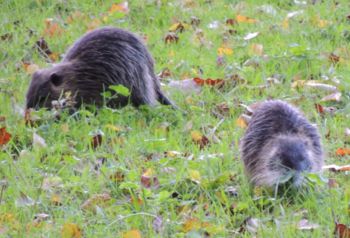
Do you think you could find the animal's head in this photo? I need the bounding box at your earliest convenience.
[248,134,322,187]
[26,64,74,109]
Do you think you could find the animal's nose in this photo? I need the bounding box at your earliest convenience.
[282,154,311,172]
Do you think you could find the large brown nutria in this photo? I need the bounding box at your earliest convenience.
[240,100,323,187]
[26,27,175,109]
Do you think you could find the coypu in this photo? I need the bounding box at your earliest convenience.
[240,100,323,187]
[26,27,175,110]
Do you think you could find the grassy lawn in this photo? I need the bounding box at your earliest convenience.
[1,0,350,237]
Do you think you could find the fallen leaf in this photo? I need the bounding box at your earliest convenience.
[61,223,82,238]
[236,115,249,128]
[80,193,111,211]
[51,194,62,206]
[323,164,350,172]
[90,130,104,149]
[188,169,201,184]
[190,16,201,27]
[193,77,224,87]
[244,32,259,40]
[236,15,257,23]
[169,22,189,33]
[226,18,237,25]
[109,2,129,14]
[122,229,141,238]
[217,47,233,56]
[335,222,350,238]
[141,168,159,189]
[321,92,341,102]
[43,18,63,37]
[182,217,202,232]
[336,148,350,156]
[164,32,179,44]
[191,130,210,149]
[329,53,340,64]
[0,127,11,145]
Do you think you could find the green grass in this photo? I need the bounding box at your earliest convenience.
[1,0,350,237]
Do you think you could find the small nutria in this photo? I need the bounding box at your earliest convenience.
[240,100,323,187]
[26,27,175,109]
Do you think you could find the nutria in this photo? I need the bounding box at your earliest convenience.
[240,100,323,187]
[26,27,175,109]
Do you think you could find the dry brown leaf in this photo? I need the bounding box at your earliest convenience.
[141,168,159,189]
[164,32,179,44]
[191,130,210,149]
[335,223,350,238]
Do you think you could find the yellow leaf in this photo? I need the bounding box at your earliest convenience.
[191,130,203,142]
[189,169,201,184]
[61,223,82,238]
[109,2,129,14]
[236,15,257,23]
[217,47,233,56]
[236,116,248,129]
[122,229,141,238]
[291,80,306,88]
[282,18,289,29]
[51,194,61,205]
[143,168,155,177]
[182,218,202,232]
[106,124,124,132]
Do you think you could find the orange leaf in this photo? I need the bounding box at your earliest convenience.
[236,15,257,23]
[236,116,248,129]
[0,127,11,145]
[43,19,63,38]
[109,2,129,14]
[193,77,224,86]
[122,229,141,238]
[336,148,350,156]
[61,223,82,238]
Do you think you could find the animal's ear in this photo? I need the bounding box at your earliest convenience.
[50,73,63,87]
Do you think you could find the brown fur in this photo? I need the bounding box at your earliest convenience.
[240,100,324,187]
[26,27,175,109]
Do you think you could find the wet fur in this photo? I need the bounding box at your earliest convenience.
[26,27,174,109]
[240,100,323,187]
